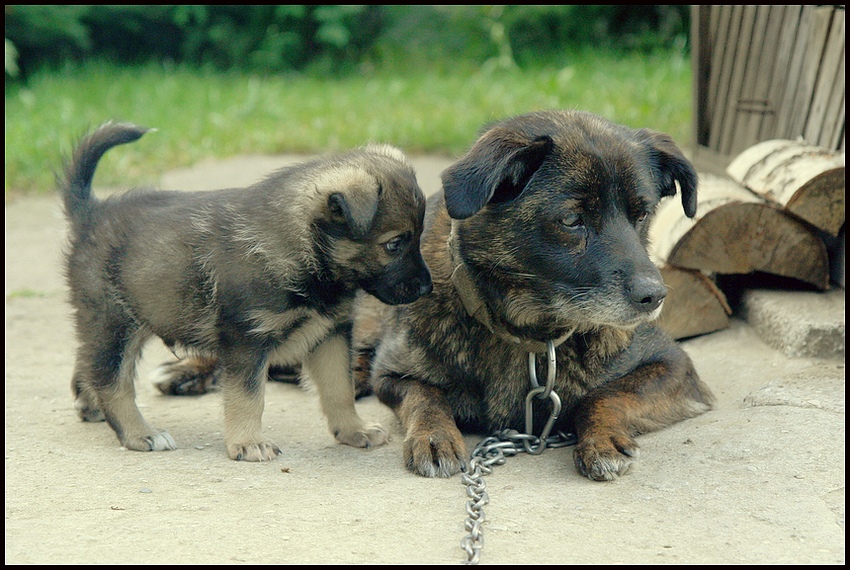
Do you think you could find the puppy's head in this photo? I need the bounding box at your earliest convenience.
[318,144,432,306]
[442,110,697,332]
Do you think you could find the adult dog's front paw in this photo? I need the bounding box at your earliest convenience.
[227,441,282,462]
[403,426,468,478]
[573,433,639,481]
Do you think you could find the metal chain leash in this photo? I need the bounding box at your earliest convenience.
[459,340,577,564]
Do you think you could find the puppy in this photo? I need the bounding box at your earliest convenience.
[358,110,715,481]
[60,122,432,461]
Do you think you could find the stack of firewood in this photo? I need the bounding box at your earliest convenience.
[651,140,845,340]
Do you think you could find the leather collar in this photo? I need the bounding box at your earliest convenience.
[447,220,573,353]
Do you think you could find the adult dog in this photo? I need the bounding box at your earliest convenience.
[358,110,715,481]
[60,122,431,461]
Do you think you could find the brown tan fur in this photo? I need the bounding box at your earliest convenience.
[60,122,431,461]
[358,110,715,481]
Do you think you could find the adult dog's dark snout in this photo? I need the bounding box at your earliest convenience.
[626,274,667,313]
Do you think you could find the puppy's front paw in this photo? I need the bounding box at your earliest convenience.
[123,431,177,452]
[334,422,389,449]
[404,427,468,478]
[573,434,639,481]
[227,441,282,462]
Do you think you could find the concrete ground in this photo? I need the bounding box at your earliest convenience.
[5,154,845,564]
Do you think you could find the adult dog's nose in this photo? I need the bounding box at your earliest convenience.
[627,275,667,313]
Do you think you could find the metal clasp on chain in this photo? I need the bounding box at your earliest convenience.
[460,339,577,564]
[524,340,561,454]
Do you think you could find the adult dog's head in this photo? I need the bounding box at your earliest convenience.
[442,110,697,337]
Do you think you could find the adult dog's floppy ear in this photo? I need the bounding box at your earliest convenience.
[442,128,553,220]
[638,129,698,218]
[328,190,379,239]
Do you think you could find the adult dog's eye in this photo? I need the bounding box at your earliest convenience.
[635,211,649,223]
[384,235,405,253]
[560,214,584,229]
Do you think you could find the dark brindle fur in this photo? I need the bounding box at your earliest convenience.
[357,110,715,480]
[61,122,431,461]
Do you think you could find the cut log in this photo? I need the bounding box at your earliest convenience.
[668,202,829,289]
[650,173,830,290]
[726,139,845,236]
[650,174,761,264]
[657,265,732,340]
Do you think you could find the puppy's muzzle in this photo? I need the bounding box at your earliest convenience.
[418,279,434,298]
[385,272,432,305]
[368,259,432,306]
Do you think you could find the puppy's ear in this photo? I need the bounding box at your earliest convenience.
[442,128,553,219]
[316,166,380,239]
[638,129,698,218]
[328,189,379,239]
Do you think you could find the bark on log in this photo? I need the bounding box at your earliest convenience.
[726,139,845,236]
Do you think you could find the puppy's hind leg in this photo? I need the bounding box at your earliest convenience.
[72,366,105,423]
[303,331,388,448]
[76,323,176,452]
[219,349,281,461]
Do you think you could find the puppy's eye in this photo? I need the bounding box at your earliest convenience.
[560,214,584,229]
[635,211,649,224]
[384,235,406,253]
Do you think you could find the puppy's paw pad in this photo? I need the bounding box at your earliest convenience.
[574,435,639,482]
[227,441,282,462]
[404,430,468,478]
[334,423,389,449]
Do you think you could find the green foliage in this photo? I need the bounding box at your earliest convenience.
[368,5,690,72]
[5,5,383,77]
[4,5,91,72]
[5,5,689,78]
[502,5,690,59]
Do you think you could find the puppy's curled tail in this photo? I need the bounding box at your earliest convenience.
[60,121,150,231]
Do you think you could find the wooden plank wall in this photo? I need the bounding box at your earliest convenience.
[692,5,845,175]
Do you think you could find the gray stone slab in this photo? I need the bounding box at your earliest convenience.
[740,288,845,358]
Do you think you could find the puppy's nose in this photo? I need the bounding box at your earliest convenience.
[627,276,667,312]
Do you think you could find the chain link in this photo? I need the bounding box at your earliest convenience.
[460,340,577,564]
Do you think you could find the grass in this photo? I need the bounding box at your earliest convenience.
[4,49,691,197]
[5,289,46,298]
